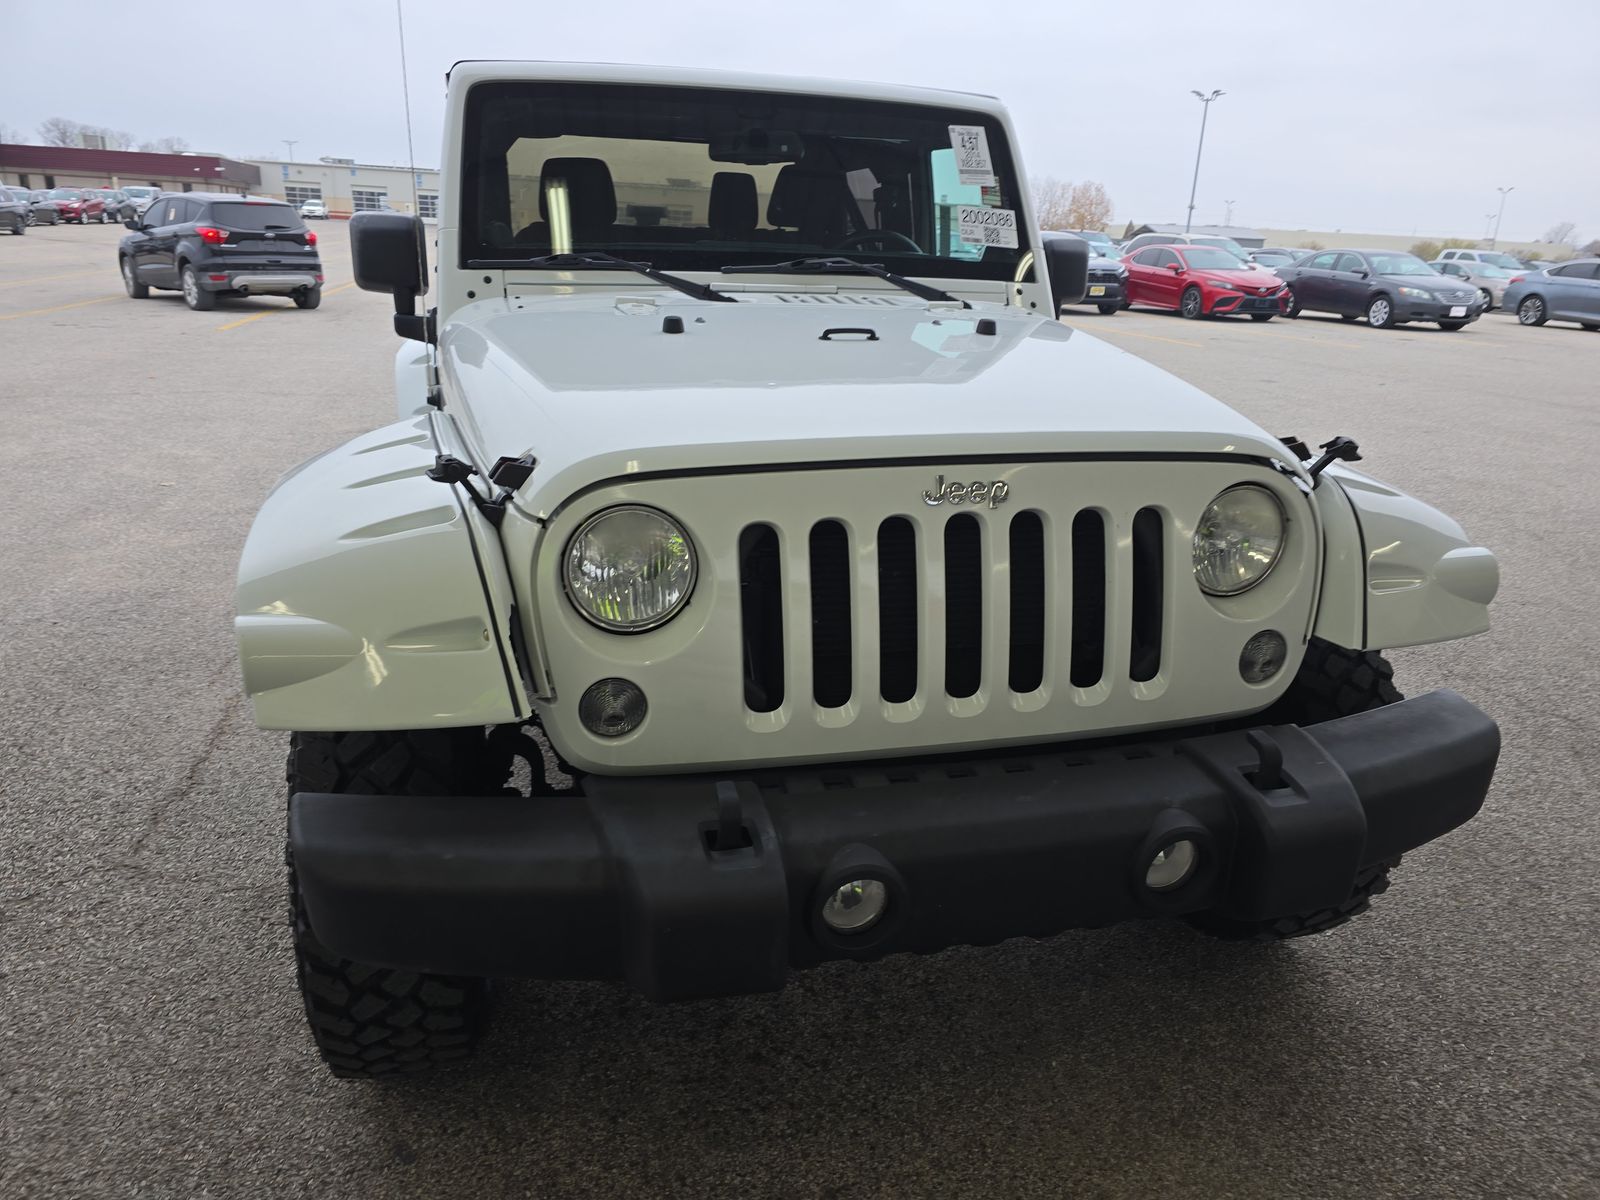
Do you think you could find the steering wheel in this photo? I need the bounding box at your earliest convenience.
[832,229,924,254]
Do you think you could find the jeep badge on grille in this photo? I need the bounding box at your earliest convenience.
[923,475,1011,508]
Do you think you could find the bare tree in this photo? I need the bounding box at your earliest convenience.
[137,136,190,154]
[1032,176,1074,231]
[38,117,83,146]
[99,128,136,151]
[1543,221,1578,247]
[0,122,20,144]
[1065,181,1113,231]
[1583,239,1600,257]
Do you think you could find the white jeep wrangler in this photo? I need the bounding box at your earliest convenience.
[235,61,1501,1079]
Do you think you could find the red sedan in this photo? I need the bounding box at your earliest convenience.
[1122,244,1289,320]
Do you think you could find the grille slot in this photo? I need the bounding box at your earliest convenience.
[1008,511,1045,693]
[944,514,983,698]
[877,517,918,703]
[739,524,784,712]
[809,520,853,708]
[1129,507,1164,682]
[1070,509,1107,688]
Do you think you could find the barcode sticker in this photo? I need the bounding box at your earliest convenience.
[956,205,1018,249]
[949,125,996,187]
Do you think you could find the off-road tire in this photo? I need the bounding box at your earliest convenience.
[293,286,322,309]
[1186,639,1405,941]
[287,728,509,1079]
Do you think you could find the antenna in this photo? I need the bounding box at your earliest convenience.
[393,0,433,348]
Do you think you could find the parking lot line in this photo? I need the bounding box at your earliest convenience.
[0,294,120,321]
[216,282,356,331]
[0,268,105,290]
[1062,321,1204,350]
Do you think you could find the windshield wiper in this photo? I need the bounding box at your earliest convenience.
[720,257,969,308]
[506,251,736,303]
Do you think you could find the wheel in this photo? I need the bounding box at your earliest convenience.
[180,264,215,311]
[10,217,23,236]
[1249,313,1274,322]
[1582,323,1599,332]
[1479,289,1493,311]
[120,256,148,298]
[293,286,322,309]
[1518,295,1547,326]
[1438,320,1469,331]
[1179,286,1204,319]
[1186,639,1405,942]
[1284,287,1301,318]
[1097,302,1119,315]
[287,729,510,1079]
[1366,294,1395,328]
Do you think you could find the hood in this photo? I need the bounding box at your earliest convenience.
[437,290,1297,516]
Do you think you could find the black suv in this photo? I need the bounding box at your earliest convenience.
[118,193,324,311]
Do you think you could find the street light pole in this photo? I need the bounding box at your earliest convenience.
[1491,186,1514,248]
[1185,89,1223,233]
[1224,199,1235,226]
[283,139,299,162]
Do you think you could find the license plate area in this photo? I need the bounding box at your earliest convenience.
[1088,285,1106,296]
[1449,305,1467,317]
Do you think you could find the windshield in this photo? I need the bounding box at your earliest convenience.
[1182,247,1247,270]
[1472,251,1521,269]
[1369,253,1435,276]
[49,188,83,199]
[1253,252,1292,265]
[124,187,157,197]
[1192,236,1247,259]
[461,82,1030,279]
[211,202,305,231]
[1472,263,1512,278]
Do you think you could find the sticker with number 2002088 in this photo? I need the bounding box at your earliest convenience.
[956,205,1018,249]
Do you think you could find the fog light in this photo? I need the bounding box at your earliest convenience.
[1239,630,1288,683]
[1146,839,1198,891]
[578,678,647,737]
[821,878,889,933]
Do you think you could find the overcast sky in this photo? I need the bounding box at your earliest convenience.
[8,0,1597,242]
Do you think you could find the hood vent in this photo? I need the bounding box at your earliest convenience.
[771,293,913,306]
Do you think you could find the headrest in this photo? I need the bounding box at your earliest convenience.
[538,157,616,232]
[708,172,757,236]
[766,162,846,229]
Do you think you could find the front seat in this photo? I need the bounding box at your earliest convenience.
[767,163,856,247]
[708,171,758,241]
[515,156,618,246]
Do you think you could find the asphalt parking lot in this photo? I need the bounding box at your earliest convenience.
[4,222,1598,1199]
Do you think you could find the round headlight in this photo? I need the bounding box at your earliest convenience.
[1194,485,1286,596]
[564,506,696,632]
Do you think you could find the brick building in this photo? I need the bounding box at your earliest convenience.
[0,144,260,194]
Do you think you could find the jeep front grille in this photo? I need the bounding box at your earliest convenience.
[739,504,1171,711]
[529,458,1318,774]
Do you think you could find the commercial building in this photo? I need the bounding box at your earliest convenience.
[0,144,259,194]
[242,157,441,219]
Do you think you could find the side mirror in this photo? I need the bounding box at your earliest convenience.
[123,218,140,230]
[1041,236,1089,310]
[351,211,431,341]
[1168,263,1185,273]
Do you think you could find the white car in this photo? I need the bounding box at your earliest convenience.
[235,61,1502,1079]
[298,200,328,219]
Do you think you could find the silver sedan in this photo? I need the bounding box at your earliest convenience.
[1500,259,1600,330]
[1430,259,1517,310]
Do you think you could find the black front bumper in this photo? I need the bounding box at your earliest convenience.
[291,690,1497,1002]
[1396,296,1484,322]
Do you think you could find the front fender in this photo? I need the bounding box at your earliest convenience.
[1314,465,1498,650]
[235,416,529,731]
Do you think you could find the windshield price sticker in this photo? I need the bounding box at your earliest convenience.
[957,205,1018,248]
[949,125,996,186]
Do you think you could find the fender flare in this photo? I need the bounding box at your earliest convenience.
[235,416,529,731]
[1313,464,1497,650]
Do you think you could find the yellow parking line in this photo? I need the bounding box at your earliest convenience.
[0,268,104,289]
[216,281,354,331]
[1065,321,1204,350]
[0,294,120,321]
